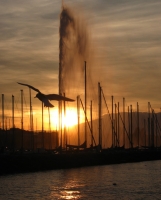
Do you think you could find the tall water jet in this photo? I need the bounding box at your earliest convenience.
[59,4,98,146]
[59,5,91,96]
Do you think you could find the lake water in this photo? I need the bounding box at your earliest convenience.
[0,160,161,200]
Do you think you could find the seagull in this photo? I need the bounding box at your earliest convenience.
[17,82,75,107]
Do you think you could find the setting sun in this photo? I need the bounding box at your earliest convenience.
[49,107,85,130]
[63,109,78,128]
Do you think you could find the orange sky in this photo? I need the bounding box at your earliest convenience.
[1,0,161,130]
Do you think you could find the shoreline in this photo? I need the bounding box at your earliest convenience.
[0,148,161,175]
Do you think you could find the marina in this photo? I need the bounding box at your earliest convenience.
[1,1,161,199]
[1,3,161,176]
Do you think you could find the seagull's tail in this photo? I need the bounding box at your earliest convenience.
[43,99,54,108]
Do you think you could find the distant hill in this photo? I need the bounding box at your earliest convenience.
[66,112,161,149]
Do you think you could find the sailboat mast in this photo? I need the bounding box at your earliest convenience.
[29,88,33,131]
[130,105,133,148]
[77,95,80,149]
[151,109,154,147]
[98,82,102,148]
[63,93,66,149]
[90,100,93,147]
[148,102,151,147]
[111,95,114,148]
[12,95,14,151]
[128,106,130,148]
[2,94,4,130]
[60,101,62,148]
[137,102,139,147]
[115,103,117,147]
[123,97,125,147]
[84,61,87,148]
[42,101,44,149]
[118,102,120,147]
[21,90,24,151]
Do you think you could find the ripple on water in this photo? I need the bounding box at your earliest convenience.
[0,161,161,199]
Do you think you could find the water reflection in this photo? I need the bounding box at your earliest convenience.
[1,161,161,199]
[60,190,80,199]
[48,179,83,199]
[59,180,82,199]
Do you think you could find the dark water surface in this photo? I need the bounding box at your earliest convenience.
[0,160,161,200]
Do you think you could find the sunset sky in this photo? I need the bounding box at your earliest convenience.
[1,0,161,129]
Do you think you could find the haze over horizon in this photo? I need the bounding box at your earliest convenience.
[0,0,161,129]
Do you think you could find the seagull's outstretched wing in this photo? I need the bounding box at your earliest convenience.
[17,82,40,93]
[46,94,75,102]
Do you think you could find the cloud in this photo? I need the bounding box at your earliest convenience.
[0,0,161,126]
[0,0,60,94]
[84,0,161,107]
